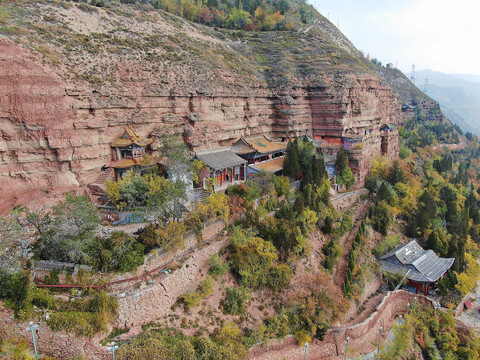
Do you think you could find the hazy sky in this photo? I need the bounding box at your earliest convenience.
[308,0,480,76]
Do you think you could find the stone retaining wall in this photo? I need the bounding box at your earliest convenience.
[0,303,110,360]
[249,290,429,359]
[1,219,226,360]
[115,237,228,329]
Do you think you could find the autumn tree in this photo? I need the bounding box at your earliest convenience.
[138,221,186,253]
[226,7,252,29]
[229,227,277,288]
[33,194,100,264]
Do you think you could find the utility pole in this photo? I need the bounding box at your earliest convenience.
[424,78,429,93]
[377,326,383,354]
[345,337,350,360]
[107,342,119,360]
[26,322,39,359]
[303,342,309,360]
[410,65,416,85]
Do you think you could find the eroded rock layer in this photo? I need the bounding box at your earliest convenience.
[0,2,401,212]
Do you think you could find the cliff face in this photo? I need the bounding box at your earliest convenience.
[0,1,400,212]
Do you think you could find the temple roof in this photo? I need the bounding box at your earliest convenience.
[112,156,163,169]
[324,154,336,166]
[249,157,285,173]
[243,136,287,154]
[381,123,398,131]
[231,141,255,155]
[111,125,153,148]
[318,137,343,149]
[196,148,247,171]
[379,240,455,283]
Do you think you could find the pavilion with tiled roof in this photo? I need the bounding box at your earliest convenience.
[110,125,162,180]
[195,148,247,191]
[379,240,455,296]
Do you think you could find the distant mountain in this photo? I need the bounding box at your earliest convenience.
[409,69,480,134]
[451,74,480,84]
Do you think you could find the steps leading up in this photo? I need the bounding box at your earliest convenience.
[89,168,115,195]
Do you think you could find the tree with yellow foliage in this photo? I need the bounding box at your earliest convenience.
[455,252,480,296]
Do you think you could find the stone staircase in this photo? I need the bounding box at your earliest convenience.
[190,188,211,206]
[88,168,115,195]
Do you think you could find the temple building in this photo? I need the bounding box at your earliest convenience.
[379,240,455,296]
[380,124,399,156]
[232,136,287,164]
[231,136,287,177]
[195,148,247,191]
[248,157,285,176]
[110,125,163,180]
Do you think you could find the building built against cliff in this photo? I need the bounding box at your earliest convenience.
[231,136,287,177]
[195,148,247,191]
[110,125,163,180]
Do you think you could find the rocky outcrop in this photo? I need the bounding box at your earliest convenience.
[0,2,401,213]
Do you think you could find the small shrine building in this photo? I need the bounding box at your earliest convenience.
[111,125,163,180]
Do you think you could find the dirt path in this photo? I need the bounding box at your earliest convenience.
[248,291,425,360]
[346,293,385,326]
[333,201,369,287]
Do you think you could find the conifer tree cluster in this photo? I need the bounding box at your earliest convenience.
[342,221,365,298]
[335,148,355,189]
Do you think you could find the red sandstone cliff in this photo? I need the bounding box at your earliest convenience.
[0,2,401,213]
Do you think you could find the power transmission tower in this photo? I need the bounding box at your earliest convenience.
[423,78,429,93]
[410,65,415,85]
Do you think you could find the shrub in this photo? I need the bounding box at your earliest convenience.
[372,234,400,258]
[183,291,202,308]
[138,221,185,253]
[323,256,333,270]
[47,290,117,337]
[267,264,293,290]
[294,329,311,347]
[265,314,290,339]
[182,276,216,309]
[322,216,333,234]
[274,176,290,197]
[207,254,228,278]
[47,311,99,337]
[335,214,353,236]
[31,288,57,310]
[229,228,277,288]
[197,276,215,298]
[88,231,145,273]
[222,287,250,315]
[0,271,34,319]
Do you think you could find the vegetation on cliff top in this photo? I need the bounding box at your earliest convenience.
[0,0,376,90]
[117,0,316,31]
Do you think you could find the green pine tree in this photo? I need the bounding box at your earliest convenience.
[283,141,301,179]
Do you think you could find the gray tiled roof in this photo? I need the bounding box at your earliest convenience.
[379,240,454,283]
[196,148,247,171]
[324,154,336,165]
